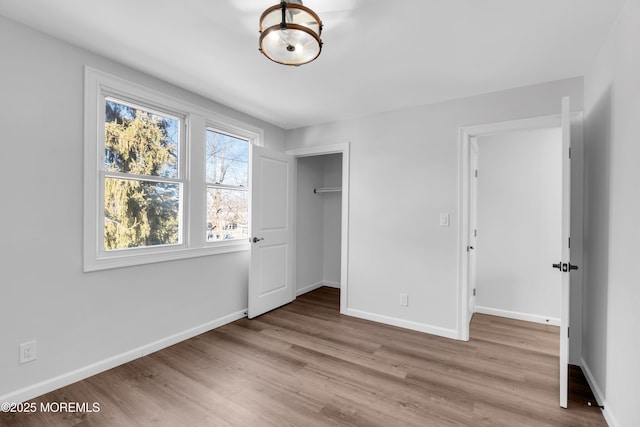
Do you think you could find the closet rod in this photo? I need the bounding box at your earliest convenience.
[313,187,342,194]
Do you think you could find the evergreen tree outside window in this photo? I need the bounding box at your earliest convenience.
[103,98,182,250]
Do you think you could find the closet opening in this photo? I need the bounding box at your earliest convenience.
[296,153,342,296]
[289,143,350,313]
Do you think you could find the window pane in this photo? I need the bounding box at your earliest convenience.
[206,130,248,187]
[105,99,179,179]
[104,177,181,250]
[206,188,248,242]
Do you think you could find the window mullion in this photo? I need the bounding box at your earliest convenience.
[186,114,207,248]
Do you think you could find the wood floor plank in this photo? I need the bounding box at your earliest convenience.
[0,288,606,426]
[254,309,383,354]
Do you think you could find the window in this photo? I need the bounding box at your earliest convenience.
[84,67,262,271]
[205,130,249,242]
[104,98,183,250]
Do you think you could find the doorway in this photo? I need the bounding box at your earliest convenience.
[296,153,342,295]
[471,127,563,326]
[459,112,583,342]
[288,143,350,313]
[459,105,584,408]
[248,143,349,318]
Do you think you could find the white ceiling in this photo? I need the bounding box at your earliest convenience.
[0,0,627,129]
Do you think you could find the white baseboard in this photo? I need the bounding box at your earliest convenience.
[296,281,324,296]
[580,357,605,405]
[475,306,561,326]
[296,281,340,296]
[0,309,247,405]
[580,357,617,427]
[344,308,459,340]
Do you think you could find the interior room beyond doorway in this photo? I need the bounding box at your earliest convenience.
[473,127,563,325]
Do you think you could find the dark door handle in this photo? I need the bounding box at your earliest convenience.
[552,262,579,272]
[252,237,264,243]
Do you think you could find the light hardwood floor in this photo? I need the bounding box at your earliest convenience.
[1,287,606,426]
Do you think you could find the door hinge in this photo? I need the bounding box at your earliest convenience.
[568,237,571,249]
[474,229,477,237]
[473,289,476,297]
[474,169,478,178]
[568,327,570,338]
[569,147,572,158]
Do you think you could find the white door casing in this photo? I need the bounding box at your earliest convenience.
[248,146,295,318]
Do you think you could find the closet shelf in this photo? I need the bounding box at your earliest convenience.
[313,187,342,194]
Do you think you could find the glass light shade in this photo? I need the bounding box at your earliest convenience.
[259,2,323,66]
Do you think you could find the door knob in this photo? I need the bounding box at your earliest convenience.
[552,262,579,272]
[252,237,264,243]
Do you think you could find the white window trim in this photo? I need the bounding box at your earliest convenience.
[84,67,263,272]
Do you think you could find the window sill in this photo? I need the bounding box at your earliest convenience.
[83,241,249,272]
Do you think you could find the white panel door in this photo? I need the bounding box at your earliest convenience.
[248,146,295,318]
[468,138,479,319]
[558,96,572,408]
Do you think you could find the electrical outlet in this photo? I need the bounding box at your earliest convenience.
[19,341,37,364]
[400,293,408,307]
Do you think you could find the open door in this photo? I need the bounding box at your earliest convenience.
[556,96,574,408]
[468,138,479,320]
[248,146,295,318]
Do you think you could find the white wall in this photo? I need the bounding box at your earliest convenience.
[475,129,562,324]
[286,77,584,340]
[295,154,342,294]
[583,1,640,426]
[0,16,286,402]
[296,156,325,293]
[322,154,342,286]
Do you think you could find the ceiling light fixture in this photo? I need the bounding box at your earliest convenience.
[259,0,323,66]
